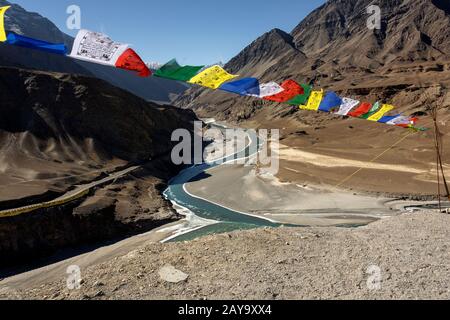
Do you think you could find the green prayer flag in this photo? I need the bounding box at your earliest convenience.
[287,84,312,105]
[154,59,204,82]
[359,102,381,119]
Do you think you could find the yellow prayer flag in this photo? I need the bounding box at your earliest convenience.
[300,90,323,111]
[188,65,238,89]
[368,104,395,121]
[0,5,10,42]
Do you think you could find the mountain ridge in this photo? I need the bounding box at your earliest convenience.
[175,0,450,119]
[173,0,450,196]
[0,0,188,103]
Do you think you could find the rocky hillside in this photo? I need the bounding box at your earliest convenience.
[0,0,87,75]
[225,28,307,79]
[0,67,195,166]
[176,0,450,118]
[0,0,188,103]
[0,66,197,267]
[291,0,450,69]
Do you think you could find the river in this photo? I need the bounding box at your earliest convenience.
[162,122,283,242]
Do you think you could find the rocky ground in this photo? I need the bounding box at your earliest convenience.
[4,210,449,300]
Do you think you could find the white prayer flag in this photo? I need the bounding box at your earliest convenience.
[69,29,129,66]
[335,98,360,116]
[251,82,285,98]
[387,116,413,126]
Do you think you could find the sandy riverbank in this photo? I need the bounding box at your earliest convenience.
[238,112,450,196]
[185,162,399,227]
[184,121,405,227]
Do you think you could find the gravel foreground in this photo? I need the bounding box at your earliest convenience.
[2,211,450,300]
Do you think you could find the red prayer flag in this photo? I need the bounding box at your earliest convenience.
[347,102,372,118]
[115,48,151,77]
[263,80,304,103]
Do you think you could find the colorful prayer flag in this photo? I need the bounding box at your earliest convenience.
[6,33,67,55]
[368,104,395,122]
[0,7,424,130]
[347,102,372,118]
[115,48,151,77]
[251,82,285,98]
[288,84,312,105]
[0,5,10,42]
[264,80,303,103]
[335,98,360,116]
[378,114,401,124]
[188,65,238,89]
[387,116,418,127]
[318,91,342,112]
[154,59,204,82]
[300,90,324,111]
[360,102,381,119]
[70,29,130,66]
[70,30,150,76]
[219,78,260,96]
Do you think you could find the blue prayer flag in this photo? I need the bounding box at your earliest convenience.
[318,91,343,112]
[378,115,401,124]
[219,78,260,96]
[6,33,67,55]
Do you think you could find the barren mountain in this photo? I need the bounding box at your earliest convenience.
[0,0,188,103]
[0,0,87,75]
[176,0,450,113]
[292,0,450,67]
[0,67,197,266]
[175,0,450,195]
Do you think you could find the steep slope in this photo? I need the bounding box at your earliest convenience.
[77,61,189,104]
[225,28,307,78]
[0,67,196,201]
[0,0,88,74]
[0,66,197,266]
[174,28,309,118]
[0,0,188,103]
[291,0,450,80]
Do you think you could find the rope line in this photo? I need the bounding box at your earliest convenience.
[335,89,448,204]
[335,120,433,189]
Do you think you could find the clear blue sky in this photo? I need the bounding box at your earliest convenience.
[11,0,325,65]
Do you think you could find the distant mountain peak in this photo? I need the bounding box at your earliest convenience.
[268,28,293,40]
[147,62,163,71]
[291,0,450,63]
[255,28,296,48]
[223,27,306,78]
